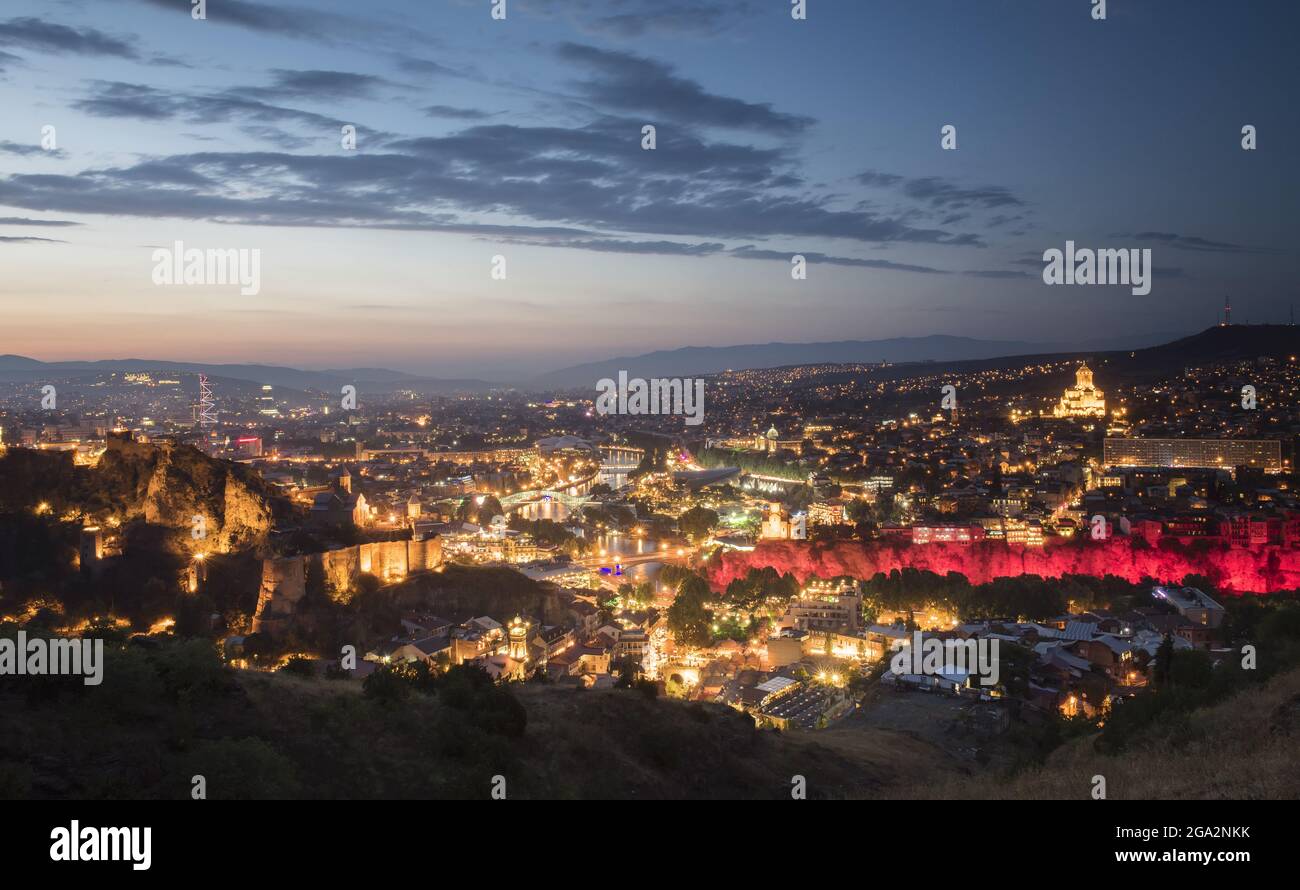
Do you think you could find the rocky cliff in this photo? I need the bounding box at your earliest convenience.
[709,537,1300,594]
[0,436,290,554]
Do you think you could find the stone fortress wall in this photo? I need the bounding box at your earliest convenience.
[252,536,442,635]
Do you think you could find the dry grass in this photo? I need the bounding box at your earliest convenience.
[894,666,1300,800]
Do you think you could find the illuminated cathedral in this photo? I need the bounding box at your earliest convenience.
[1053,363,1106,419]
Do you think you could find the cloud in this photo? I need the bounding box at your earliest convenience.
[74,80,409,150]
[146,52,193,68]
[0,216,81,227]
[481,238,957,273]
[424,105,491,120]
[962,269,1030,279]
[128,0,434,49]
[902,177,1022,210]
[856,171,904,188]
[133,0,305,34]
[557,43,814,135]
[0,118,982,250]
[501,238,727,257]
[520,0,755,38]
[73,81,179,120]
[235,126,314,150]
[1120,231,1278,254]
[0,235,65,243]
[72,81,352,145]
[858,169,1024,210]
[732,247,950,274]
[0,16,137,58]
[246,69,401,101]
[396,57,462,78]
[0,140,62,157]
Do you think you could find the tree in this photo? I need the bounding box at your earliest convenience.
[612,656,642,687]
[278,655,315,677]
[174,592,217,638]
[1168,648,1214,688]
[352,572,382,597]
[677,506,719,542]
[1153,633,1175,688]
[992,642,1035,699]
[617,580,653,608]
[657,563,697,592]
[457,495,503,525]
[362,664,411,705]
[667,575,713,646]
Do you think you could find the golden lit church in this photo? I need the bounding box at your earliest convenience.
[1054,363,1106,418]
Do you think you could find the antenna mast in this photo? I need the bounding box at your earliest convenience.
[197,374,218,427]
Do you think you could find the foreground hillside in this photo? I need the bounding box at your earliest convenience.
[894,665,1300,800]
[0,637,946,800]
[6,631,1296,800]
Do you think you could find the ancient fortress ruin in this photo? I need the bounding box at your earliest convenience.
[252,536,442,635]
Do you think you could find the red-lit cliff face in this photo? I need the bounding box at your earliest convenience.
[708,538,1300,595]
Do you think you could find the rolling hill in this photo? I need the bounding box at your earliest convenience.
[0,355,497,395]
[532,332,1187,388]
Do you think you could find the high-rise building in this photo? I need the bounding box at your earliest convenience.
[1104,438,1282,473]
[258,384,279,417]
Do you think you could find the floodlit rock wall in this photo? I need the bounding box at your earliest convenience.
[708,537,1300,595]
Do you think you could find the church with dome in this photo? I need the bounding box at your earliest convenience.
[1053,363,1106,419]
[753,424,803,455]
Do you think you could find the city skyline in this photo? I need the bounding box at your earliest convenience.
[4,0,1300,818]
[1,0,1297,379]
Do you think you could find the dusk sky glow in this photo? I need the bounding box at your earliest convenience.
[1,0,1297,380]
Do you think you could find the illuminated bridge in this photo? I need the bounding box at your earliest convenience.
[599,445,643,472]
[500,445,644,510]
[501,489,591,510]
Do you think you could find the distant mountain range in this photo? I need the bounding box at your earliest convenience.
[0,356,496,394]
[6,325,1291,396]
[531,332,1190,388]
[0,356,497,395]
